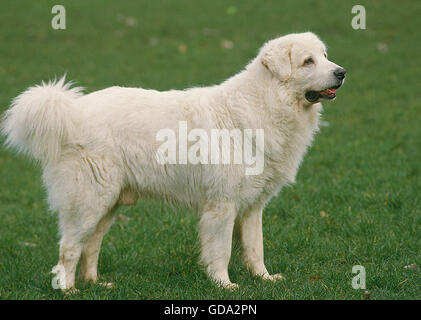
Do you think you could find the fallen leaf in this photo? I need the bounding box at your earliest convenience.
[149,37,159,46]
[221,40,233,49]
[23,242,37,247]
[404,263,418,270]
[361,290,371,300]
[178,44,187,54]
[117,214,131,224]
[117,14,137,27]
[376,42,388,53]
[125,16,137,27]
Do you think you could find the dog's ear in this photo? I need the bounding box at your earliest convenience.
[260,41,292,81]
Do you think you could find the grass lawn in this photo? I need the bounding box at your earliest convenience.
[0,0,420,299]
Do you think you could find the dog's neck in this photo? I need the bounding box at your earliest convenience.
[218,57,314,129]
[216,58,322,179]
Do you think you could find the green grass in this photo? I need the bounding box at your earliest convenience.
[0,0,420,299]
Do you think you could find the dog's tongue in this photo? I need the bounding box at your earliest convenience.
[321,88,337,96]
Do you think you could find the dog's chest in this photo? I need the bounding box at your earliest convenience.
[244,104,322,206]
[275,104,321,175]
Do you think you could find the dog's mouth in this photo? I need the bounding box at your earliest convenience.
[305,84,341,103]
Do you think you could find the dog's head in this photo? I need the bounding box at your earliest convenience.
[260,32,346,103]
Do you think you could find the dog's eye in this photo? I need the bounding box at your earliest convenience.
[324,52,327,58]
[303,57,314,65]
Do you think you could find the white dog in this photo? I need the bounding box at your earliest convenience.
[2,32,345,290]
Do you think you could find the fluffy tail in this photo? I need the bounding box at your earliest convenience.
[1,76,83,164]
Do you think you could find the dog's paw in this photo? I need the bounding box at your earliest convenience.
[261,273,285,282]
[99,282,114,289]
[216,280,239,290]
[51,264,67,290]
[64,287,80,295]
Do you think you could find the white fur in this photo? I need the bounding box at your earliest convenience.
[1,32,344,290]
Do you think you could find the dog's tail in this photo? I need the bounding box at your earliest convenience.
[1,76,83,164]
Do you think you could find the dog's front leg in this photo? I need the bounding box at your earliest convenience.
[239,206,284,281]
[198,202,238,289]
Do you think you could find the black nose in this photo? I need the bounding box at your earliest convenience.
[334,67,346,80]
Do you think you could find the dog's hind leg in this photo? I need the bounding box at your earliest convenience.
[52,205,113,291]
[49,171,120,290]
[48,158,121,291]
[78,206,117,285]
[52,215,92,291]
